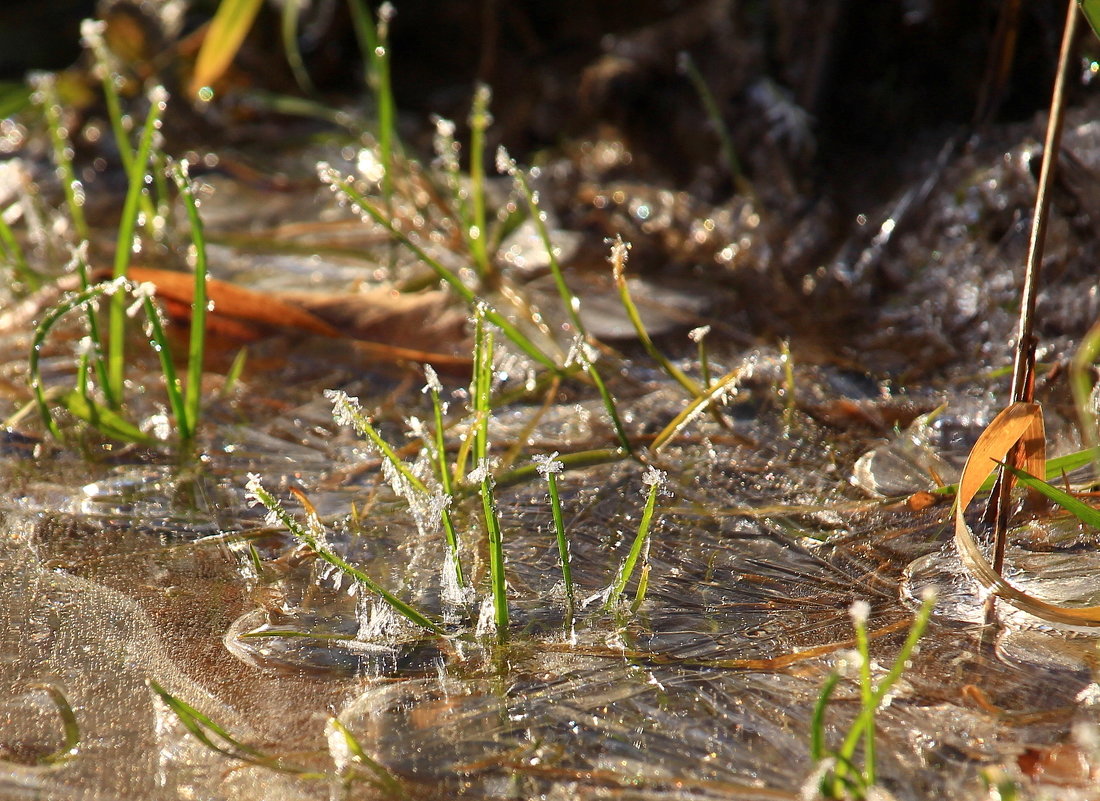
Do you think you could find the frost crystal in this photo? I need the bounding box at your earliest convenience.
[534,451,564,477]
[147,85,169,107]
[126,282,157,318]
[74,336,95,358]
[564,336,600,369]
[688,325,711,343]
[475,598,497,638]
[495,145,517,176]
[641,465,666,488]
[325,389,361,428]
[422,364,443,395]
[244,473,265,506]
[80,19,107,50]
[848,599,871,627]
[606,235,631,273]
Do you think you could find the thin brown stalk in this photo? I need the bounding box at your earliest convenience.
[986,0,1078,592]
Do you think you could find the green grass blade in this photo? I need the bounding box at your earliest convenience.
[1071,318,1100,470]
[140,294,190,442]
[0,207,38,290]
[148,680,324,777]
[1003,462,1100,528]
[835,592,935,771]
[171,161,209,442]
[246,477,444,635]
[347,0,395,199]
[280,0,316,95]
[190,0,265,95]
[35,74,88,243]
[609,235,701,398]
[471,311,509,638]
[810,671,840,762]
[466,84,492,279]
[108,87,167,404]
[425,366,465,589]
[32,684,81,765]
[57,389,156,445]
[538,455,574,626]
[31,279,124,439]
[605,467,664,610]
[328,718,407,798]
[650,365,746,452]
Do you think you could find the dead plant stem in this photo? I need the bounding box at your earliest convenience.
[987,0,1078,582]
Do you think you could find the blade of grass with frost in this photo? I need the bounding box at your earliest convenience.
[496,147,633,452]
[609,235,701,398]
[170,160,208,442]
[472,310,509,637]
[69,243,114,409]
[347,0,395,200]
[536,452,573,626]
[466,84,492,279]
[31,279,125,438]
[424,366,465,589]
[148,679,323,777]
[604,467,665,610]
[326,389,463,587]
[34,73,88,243]
[138,288,191,442]
[317,165,559,372]
[108,86,167,405]
[81,20,160,239]
[328,718,406,798]
[246,476,444,635]
[826,591,935,797]
[689,326,712,388]
[850,601,875,787]
[650,364,748,452]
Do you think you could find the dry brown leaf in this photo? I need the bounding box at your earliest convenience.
[125,267,470,369]
[954,401,1100,626]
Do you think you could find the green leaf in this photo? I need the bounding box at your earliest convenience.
[1080,0,1100,42]
[190,0,265,96]
[1002,462,1100,529]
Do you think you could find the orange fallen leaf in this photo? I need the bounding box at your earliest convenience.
[123,266,471,370]
[954,401,1100,626]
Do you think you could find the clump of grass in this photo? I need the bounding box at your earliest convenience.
[810,590,935,799]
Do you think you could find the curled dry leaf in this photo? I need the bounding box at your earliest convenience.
[954,401,1100,626]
